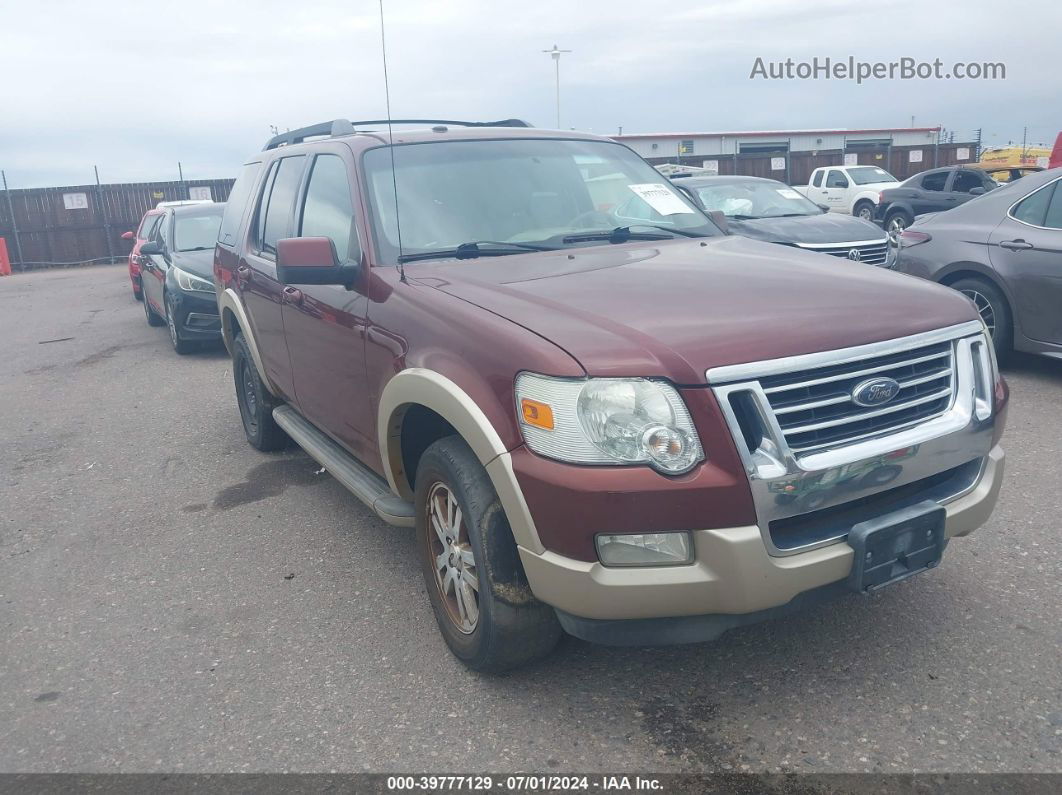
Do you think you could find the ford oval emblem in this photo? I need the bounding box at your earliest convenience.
[852,376,901,407]
[847,248,862,261]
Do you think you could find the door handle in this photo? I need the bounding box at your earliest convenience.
[283,286,304,305]
[999,240,1033,251]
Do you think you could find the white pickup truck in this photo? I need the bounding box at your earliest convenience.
[795,165,901,221]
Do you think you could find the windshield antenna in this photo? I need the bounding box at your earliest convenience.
[378,0,405,281]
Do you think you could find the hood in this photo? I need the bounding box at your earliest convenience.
[170,249,214,280]
[728,213,886,246]
[411,236,978,384]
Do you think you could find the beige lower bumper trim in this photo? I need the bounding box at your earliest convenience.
[520,445,1004,622]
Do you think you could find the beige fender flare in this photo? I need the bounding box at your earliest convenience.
[377,368,543,554]
[217,287,278,397]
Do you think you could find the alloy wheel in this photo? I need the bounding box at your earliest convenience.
[886,215,907,243]
[425,481,480,634]
[961,288,996,336]
[166,298,179,348]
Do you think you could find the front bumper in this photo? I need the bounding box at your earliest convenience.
[519,444,1004,641]
[169,289,221,340]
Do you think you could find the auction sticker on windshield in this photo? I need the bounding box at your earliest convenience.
[627,183,696,215]
[776,188,803,200]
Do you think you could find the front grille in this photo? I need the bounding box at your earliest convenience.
[800,240,890,265]
[758,340,956,456]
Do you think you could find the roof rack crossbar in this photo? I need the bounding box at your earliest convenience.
[263,118,532,150]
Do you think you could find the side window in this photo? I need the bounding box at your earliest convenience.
[259,156,306,254]
[299,154,359,261]
[825,170,848,189]
[1041,183,1062,229]
[157,213,171,247]
[921,172,948,192]
[951,170,983,193]
[811,170,823,188]
[137,214,159,240]
[219,161,263,246]
[1011,182,1055,226]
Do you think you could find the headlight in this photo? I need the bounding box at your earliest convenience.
[515,373,704,474]
[173,266,215,293]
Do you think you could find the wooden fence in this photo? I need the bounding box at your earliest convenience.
[645,141,977,187]
[0,178,235,270]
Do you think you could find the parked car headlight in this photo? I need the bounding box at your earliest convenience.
[515,374,704,474]
[173,266,215,293]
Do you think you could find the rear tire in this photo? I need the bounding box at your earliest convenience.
[415,436,561,673]
[949,277,1012,362]
[232,332,288,451]
[885,210,913,242]
[853,201,875,222]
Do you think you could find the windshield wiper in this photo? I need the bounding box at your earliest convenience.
[178,246,213,252]
[561,225,705,244]
[726,214,760,221]
[397,240,556,264]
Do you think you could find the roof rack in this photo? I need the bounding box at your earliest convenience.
[262,118,533,150]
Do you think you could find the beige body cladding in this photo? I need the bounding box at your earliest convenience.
[219,287,1005,622]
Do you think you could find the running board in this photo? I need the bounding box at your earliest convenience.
[272,405,415,527]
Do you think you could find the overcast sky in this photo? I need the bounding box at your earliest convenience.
[2,0,1059,188]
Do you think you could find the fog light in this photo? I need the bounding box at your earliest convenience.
[595,532,693,567]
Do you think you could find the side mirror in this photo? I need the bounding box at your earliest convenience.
[708,210,729,233]
[121,231,134,240]
[817,203,831,213]
[969,187,986,196]
[140,241,163,256]
[276,237,357,286]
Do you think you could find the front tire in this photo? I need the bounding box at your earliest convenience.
[166,293,196,355]
[143,286,165,327]
[415,436,561,673]
[232,332,288,451]
[853,201,875,222]
[949,277,1012,361]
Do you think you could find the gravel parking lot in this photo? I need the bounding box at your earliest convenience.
[1,265,1060,774]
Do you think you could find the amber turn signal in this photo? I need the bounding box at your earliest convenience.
[520,398,554,430]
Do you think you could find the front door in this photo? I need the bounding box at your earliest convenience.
[280,148,376,463]
[142,211,171,317]
[989,177,1062,345]
[822,169,849,211]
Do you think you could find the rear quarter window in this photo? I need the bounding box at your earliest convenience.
[219,162,263,246]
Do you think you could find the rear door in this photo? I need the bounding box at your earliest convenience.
[910,170,948,214]
[239,155,308,400]
[281,146,375,462]
[988,176,1062,344]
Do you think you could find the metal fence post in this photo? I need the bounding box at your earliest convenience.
[94,166,115,264]
[1,170,24,270]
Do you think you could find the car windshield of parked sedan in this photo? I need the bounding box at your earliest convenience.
[848,166,896,185]
[174,211,223,251]
[363,138,718,263]
[693,181,823,219]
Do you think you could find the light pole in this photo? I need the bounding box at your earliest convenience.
[542,44,571,129]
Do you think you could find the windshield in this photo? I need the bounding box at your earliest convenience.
[848,166,896,185]
[174,211,223,251]
[363,139,717,264]
[693,180,822,219]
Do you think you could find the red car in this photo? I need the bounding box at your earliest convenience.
[120,209,164,300]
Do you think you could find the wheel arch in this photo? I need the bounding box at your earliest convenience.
[378,368,543,553]
[937,266,1017,338]
[217,287,278,397]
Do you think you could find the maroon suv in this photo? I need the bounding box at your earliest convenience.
[215,119,1007,671]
